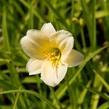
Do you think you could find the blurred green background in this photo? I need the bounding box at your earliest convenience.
[0,0,109,109]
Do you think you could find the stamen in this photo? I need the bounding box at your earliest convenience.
[42,48,61,65]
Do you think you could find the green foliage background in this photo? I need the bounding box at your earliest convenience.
[0,0,109,109]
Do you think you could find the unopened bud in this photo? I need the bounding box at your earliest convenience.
[72,17,78,23]
[79,18,84,26]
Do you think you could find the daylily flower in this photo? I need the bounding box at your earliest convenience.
[20,23,84,87]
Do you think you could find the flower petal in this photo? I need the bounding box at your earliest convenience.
[26,59,43,75]
[50,30,73,44]
[41,61,67,87]
[27,29,50,49]
[41,23,56,37]
[20,36,43,59]
[59,37,74,60]
[63,49,84,67]
[27,29,42,43]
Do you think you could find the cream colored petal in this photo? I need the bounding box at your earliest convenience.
[59,37,74,60]
[27,29,42,43]
[26,59,43,75]
[41,23,56,37]
[56,63,68,83]
[50,30,73,44]
[27,29,50,49]
[20,36,43,59]
[41,61,67,87]
[63,49,84,67]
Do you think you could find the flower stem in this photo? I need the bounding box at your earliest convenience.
[90,73,103,109]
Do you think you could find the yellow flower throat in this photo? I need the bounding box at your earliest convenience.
[43,48,61,65]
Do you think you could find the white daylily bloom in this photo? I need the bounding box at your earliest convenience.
[20,23,84,87]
